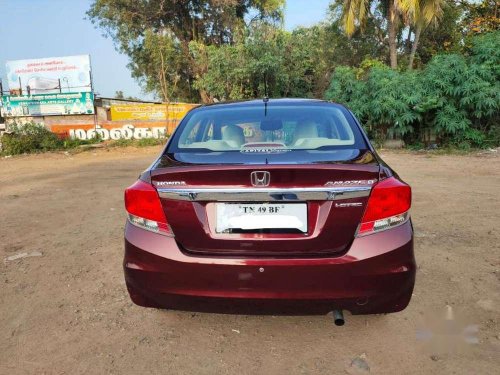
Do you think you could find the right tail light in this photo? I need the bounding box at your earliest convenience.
[356,177,411,236]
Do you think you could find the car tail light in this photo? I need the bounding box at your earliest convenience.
[357,177,411,236]
[124,180,173,236]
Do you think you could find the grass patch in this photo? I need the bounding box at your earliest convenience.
[107,138,166,148]
[107,138,135,148]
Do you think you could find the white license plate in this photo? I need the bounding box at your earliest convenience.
[215,203,307,233]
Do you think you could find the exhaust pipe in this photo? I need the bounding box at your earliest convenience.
[333,310,345,326]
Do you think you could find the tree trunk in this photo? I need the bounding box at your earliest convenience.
[199,89,212,104]
[408,24,422,70]
[387,0,398,69]
[405,26,413,53]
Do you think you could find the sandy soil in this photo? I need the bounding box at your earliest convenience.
[0,147,499,374]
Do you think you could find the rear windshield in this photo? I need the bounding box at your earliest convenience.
[165,103,370,164]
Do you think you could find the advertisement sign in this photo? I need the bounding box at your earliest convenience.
[5,55,92,94]
[50,121,181,140]
[110,103,197,121]
[1,92,95,117]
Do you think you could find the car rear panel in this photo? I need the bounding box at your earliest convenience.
[150,162,379,257]
[124,219,415,314]
[124,100,416,315]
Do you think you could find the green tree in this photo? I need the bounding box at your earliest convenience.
[407,0,445,70]
[114,90,141,101]
[340,0,414,68]
[412,0,463,66]
[340,0,446,69]
[460,0,500,36]
[190,23,318,101]
[87,0,284,102]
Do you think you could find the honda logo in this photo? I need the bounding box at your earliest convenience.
[251,171,270,187]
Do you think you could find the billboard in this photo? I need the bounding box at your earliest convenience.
[5,55,92,94]
[1,92,95,117]
[110,103,197,121]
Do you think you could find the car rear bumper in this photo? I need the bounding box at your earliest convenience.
[124,220,416,315]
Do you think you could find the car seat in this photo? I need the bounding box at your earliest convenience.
[222,125,245,148]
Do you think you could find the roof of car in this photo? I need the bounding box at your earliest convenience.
[196,98,334,109]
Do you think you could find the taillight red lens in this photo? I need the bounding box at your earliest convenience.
[357,177,411,236]
[124,180,172,236]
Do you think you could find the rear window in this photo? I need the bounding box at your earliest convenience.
[165,103,370,164]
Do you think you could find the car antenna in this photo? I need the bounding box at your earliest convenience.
[263,73,269,116]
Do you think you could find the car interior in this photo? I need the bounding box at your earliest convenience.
[178,108,356,151]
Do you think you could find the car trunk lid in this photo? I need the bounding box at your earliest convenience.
[151,163,379,257]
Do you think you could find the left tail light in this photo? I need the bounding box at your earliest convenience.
[356,177,411,236]
[124,180,173,236]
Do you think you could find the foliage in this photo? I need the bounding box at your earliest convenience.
[0,122,168,155]
[135,137,166,147]
[189,14,395,101]
[61,135,102,149]
[107,138,135,147]
[88,0,417,100]
[1,122,63,155]
[88,0,498,101]
[325,31,500,148]
[190,23,317,101]
[114,91,141,101]
[461,0,500,36]
[87,0,284,102]
[327,64,423,140]
[86,1,498,149]
[339,0,445,69]
[0,123,106,155]
[107,137,166,147]
[413,0,464,67]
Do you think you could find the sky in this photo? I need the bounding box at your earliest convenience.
[0,0,331,100]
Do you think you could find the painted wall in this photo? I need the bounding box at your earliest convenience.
[4,102,199,139]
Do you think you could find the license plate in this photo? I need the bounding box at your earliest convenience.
[215,203,307,233]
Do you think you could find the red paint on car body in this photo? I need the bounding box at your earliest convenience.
[123,99,416,316]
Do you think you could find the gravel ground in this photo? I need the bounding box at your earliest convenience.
[0,147,499,374]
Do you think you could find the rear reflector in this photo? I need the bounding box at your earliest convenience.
[124,180,172,236]
[357,177,411,236]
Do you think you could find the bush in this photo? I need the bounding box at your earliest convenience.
[325,31,500,149]
[0,122,167,155]
[1,122,63,155]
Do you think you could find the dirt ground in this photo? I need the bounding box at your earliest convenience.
[0,146,499,375]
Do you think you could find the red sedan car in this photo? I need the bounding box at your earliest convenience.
[124,99,415,325]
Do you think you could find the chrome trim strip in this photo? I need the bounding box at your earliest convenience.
[157,186,371,201]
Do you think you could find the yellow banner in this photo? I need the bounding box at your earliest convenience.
[110,103,198,121]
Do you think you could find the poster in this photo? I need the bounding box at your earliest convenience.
[5,55,92,94]
[1,92,95,117]
[110,103,197,121]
